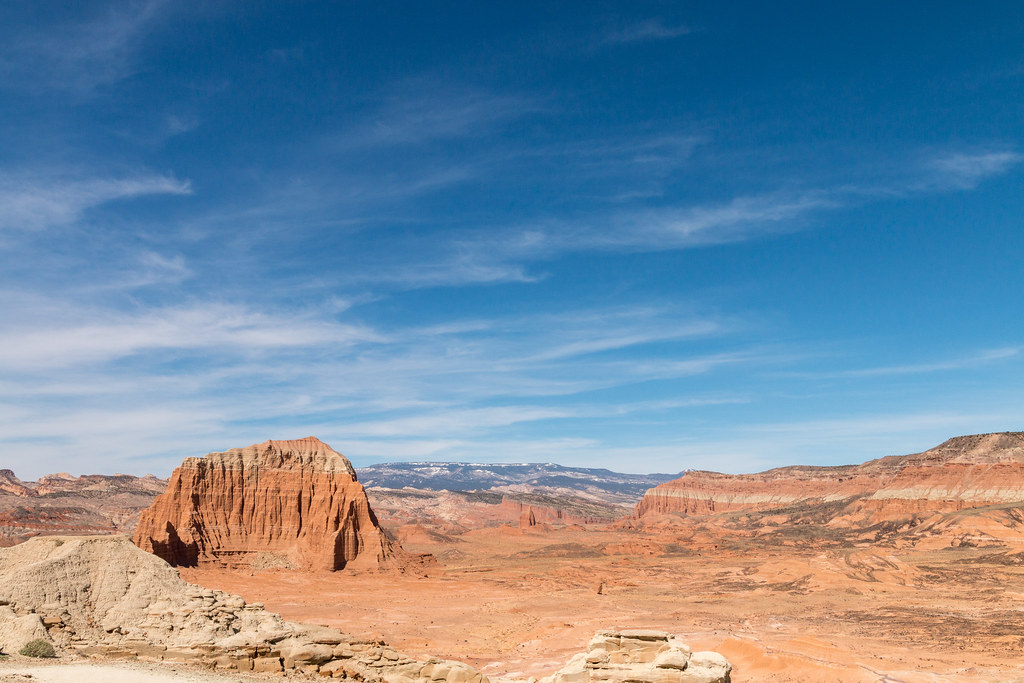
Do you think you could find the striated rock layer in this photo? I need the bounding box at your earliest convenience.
[133,437,398,571]
[0,470,36,498]
[637,432,1024,521]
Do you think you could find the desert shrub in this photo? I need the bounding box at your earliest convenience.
[53,539,64,546]
[19,639,56,658]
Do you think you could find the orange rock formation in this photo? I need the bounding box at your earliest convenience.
[519,506,537,528]
[133,437,399,571]
[637,432,1024,520]
[0,470,36,498]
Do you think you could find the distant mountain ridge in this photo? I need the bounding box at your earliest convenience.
[0,470,166,546]
[356,461,680,498]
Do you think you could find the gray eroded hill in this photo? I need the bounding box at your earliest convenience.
[0,535,485,681]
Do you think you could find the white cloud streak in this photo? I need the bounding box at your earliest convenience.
[0,0,170,93]
[602,19,695,45]
[782,347,1022,380]
[394,145,1021,283]
[334,83,541,150]
[0,294,752,476]
[0,172,191,231]
[0,301,381,370]
[927,151,1023,189]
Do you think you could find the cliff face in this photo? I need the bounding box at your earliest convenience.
[132,437,398,571]
[0,469,36,498]
[637,432,1024,520]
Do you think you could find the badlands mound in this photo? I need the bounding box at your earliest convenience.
[0,535,485,680]
[133,437,402,571]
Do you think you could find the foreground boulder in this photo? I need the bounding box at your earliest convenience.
[0,606,49,654]
[0,535,483,681]
[133,437,399,571]
[542,631,731,683]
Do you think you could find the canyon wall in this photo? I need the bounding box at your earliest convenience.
[636,432,1024,521]
[132,437,399,571]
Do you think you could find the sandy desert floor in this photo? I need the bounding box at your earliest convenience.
[181,524,1024,683]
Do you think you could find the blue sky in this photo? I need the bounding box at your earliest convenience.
[2,2,1022,478]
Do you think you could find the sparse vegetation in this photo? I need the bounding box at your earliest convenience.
[19,638,56,658]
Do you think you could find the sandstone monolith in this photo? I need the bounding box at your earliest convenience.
[133,437,398,571]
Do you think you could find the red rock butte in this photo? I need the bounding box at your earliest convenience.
[133,437,399,571]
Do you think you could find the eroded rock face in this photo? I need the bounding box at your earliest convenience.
[133,437,398,571]
[542,631,731,683]
[637,432,1024,521]
[0,469,36,498]
[519,506,538,528]
[0,535,485,682]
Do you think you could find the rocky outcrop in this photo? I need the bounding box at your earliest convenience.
[0,470,36,498]
[637,432,1024,521]
[0,535,485,682]
[133,437,399,571]
[498,495,613,525]
[519,506,538,528]
[32,472,166,497]
[542,630,731,683]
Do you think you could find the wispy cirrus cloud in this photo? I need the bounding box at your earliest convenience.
[0,300,381,371]
[603,191,839,249]
[0,0,172,93]
[0,171,191,231]
[221,140,1022,298]
[0,293,753,476]
[602,19,696,45]
[527,319,722,362]
[385,144,1022,285]
[926,150,1022,189]
[334,82,542,150]
[0,0,170,93]
[594,147,1021,251]
[776,346,1021,380]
